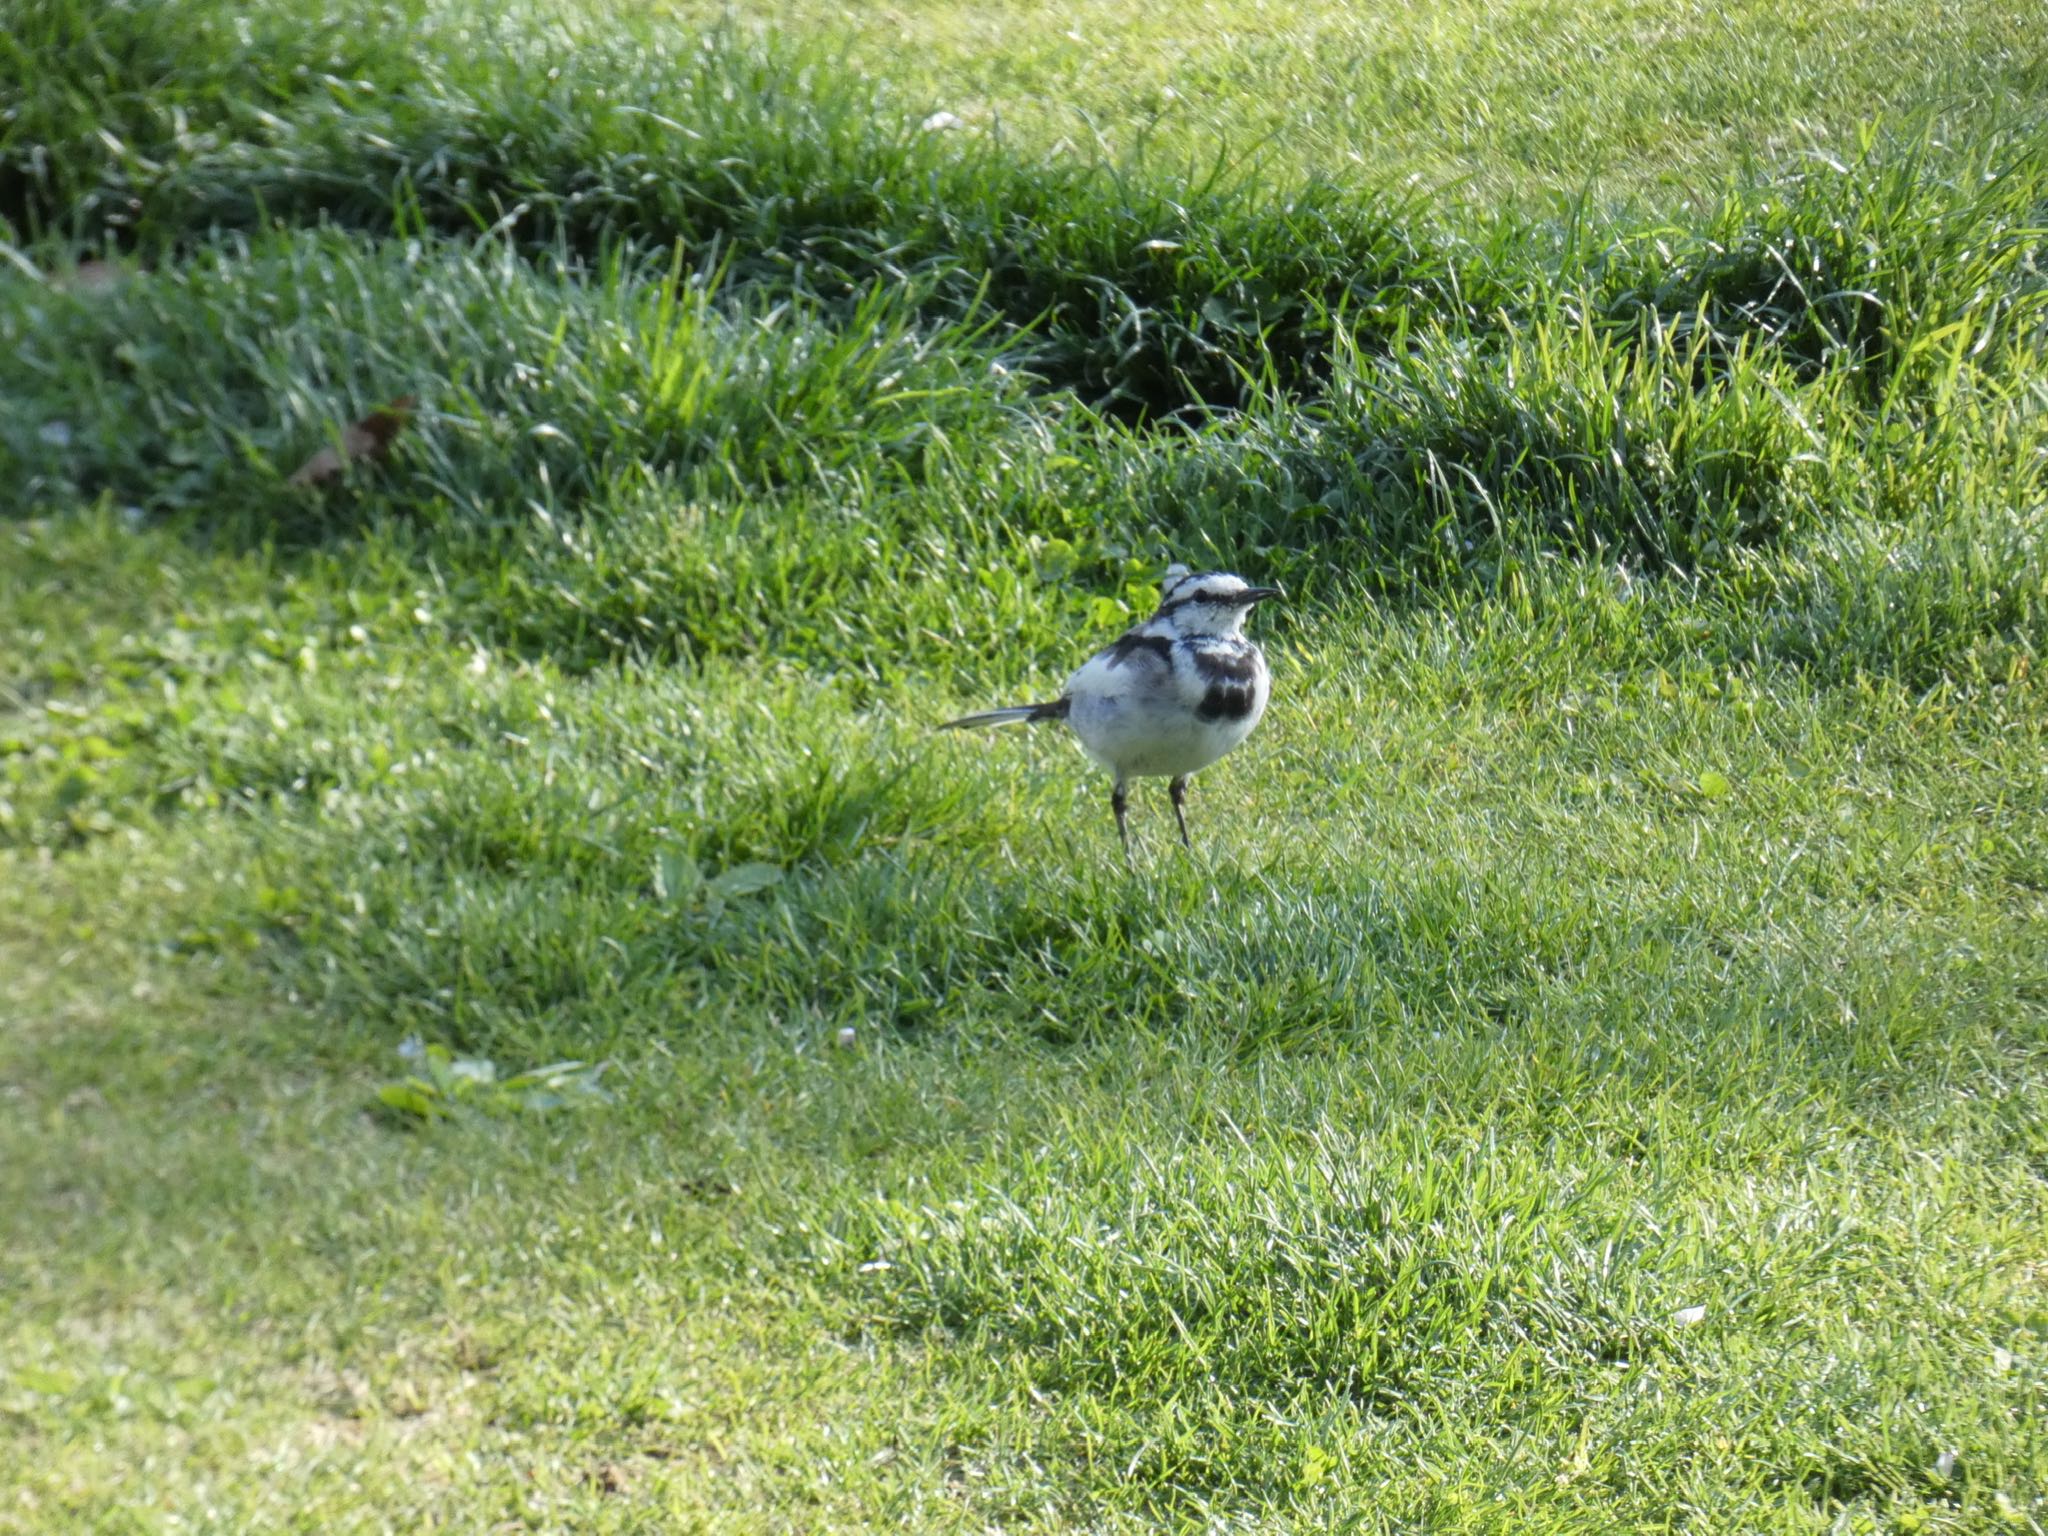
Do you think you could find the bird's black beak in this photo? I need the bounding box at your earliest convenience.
[1242,586,1283,605]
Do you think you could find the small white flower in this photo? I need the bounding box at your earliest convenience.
[836,1026,857,1049]
[920,111,964,132]
[1671,1304,1707,1327]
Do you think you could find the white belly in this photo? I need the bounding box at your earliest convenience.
[1066,667,1269,779]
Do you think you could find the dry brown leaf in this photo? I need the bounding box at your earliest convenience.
[287,396,416,488]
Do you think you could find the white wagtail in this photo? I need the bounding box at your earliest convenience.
[940,563,1280,854]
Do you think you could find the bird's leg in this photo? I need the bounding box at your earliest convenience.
[1111,778,1131,860]
[1168,775,1192,849]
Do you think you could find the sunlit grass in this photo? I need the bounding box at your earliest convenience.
[678,0,2046,199]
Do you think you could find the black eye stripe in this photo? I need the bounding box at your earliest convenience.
[1159,587,1245,615]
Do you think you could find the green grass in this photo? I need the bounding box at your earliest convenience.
[4,0,2047,1529]
[688,0,2048,197]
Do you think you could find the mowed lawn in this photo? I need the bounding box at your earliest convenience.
[3,0,2046,1529]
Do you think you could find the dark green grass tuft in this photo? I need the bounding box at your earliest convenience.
[2,0,1488,418]
[10,1,2043,423]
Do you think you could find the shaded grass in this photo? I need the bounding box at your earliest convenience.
[4,223,2042,700]
[1,0,1489,417]
[6,1,2045,421]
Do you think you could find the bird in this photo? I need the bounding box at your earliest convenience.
[939,563,1280,855]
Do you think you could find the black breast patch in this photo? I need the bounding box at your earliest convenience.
[1196,682,1256,721]
[1193,645,1261,684]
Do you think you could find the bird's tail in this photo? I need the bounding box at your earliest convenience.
[937,697,1070,731]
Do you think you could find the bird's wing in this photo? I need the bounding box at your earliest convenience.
[1066,629,1175,699]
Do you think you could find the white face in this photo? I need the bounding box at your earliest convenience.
[1156,569,1264,636]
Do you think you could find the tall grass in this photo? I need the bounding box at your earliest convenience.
[11,0,2041,419]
